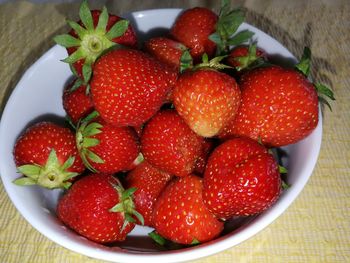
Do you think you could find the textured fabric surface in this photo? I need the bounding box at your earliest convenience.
[0,0,349,262]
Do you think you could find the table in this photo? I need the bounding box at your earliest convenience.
[0,0,349,262]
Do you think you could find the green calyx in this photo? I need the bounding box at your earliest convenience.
[295,47,335,111]
[54,0,129,83]
[76,111,104,172]
[233,43,266,71]
[13,149,78,189]
[193,53,232,71]
[180,49,193,73]
[209,0,254,55]
[109,183,144,232]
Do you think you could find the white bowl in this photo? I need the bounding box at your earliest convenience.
[0,8,322,263]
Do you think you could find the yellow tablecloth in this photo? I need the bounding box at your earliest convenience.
[0,0,349,262]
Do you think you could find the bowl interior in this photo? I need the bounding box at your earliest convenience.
[0,8,322,263]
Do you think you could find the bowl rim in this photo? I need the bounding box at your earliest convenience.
[0,8,322,263]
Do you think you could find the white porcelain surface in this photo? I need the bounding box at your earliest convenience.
[0,8,322,263]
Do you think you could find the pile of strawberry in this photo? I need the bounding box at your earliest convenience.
[12,0,334,247]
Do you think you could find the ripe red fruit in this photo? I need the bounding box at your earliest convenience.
[54,1,137,82]
[57,173,142,243]
[220,65,319,146]
[193,139,215,175]
[226,44,267,70]
[125,161,172,227]
[170,7,218,61]
[141,110,203,177]
[13,122,85,189]
[76,112,139,173]
[153,174,224,245]
[90,48,176,127]
[203,137,281,219]
[173,69,241,137]
[62,79,94,124]
[144,37,187,71]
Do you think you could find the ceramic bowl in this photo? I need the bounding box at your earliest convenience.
[0,8,322,263]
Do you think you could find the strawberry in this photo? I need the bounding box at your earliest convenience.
[13,122,85,189]
[173,68,241,137]
[54,0,137,83]
[226,44,267,71]
[62,79,94,124]
[202,137,281,219]
[125,161,172,227]
[90,48,176,127]
[220,66,318,146]
[57,173,143,243]
[76,112,139,173]
[141,110,203,177]
[193,138,215,175]
[144,37,188,71]
[153,174,224,245]
[170,7,218,62]
[220,48,334,146]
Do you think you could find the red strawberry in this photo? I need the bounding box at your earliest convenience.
[141,110,203,177]
[125,161,172,227]
[144,37,187,71]
[202,137,281,219]
[153,174,224,245]
[170,7,218,61]
[57,173,143,243]
[173,68,241,137]
[13,122,85,189]
[226,44,267,70]
[90,48,176,127]
[54,1,137,82]
[193,138,215,175]
[219,65,319,146]
[62,79,94,124]
[76,112,139,173]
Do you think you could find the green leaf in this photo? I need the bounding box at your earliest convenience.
[201,53,209,64]
[46,149,59,168]
[282,180,291,190]
[191,238,200,245]
[208,32,222,45]
[110,202,124,213]
[227,30,254,46]
[81,111,100,124]
[82,122,103,137]
[63,181,72,189]
[70,78,83,93]
[121,187,137,201]
[318,96,333,111]
[295,47,311,76]
[53,34,81,48]
[86,149,104,163]
[180,49,193,73]
[66,172,79,180]
[105,20,129,40]
[62,48,85,64]
[67,19,87,39]
[79,0,94,31]
[82,63,92,84]
[132,210,144,226]
[279,165,288,174]
[315,83,335,101]
[148,231,166,246]
[124,213,136,223]
[13,177,36,186]
[83,137,100,148]
[219,9,245,37]
[17,164,41,179]
[61,156,75,171]
[96,6,109,32]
